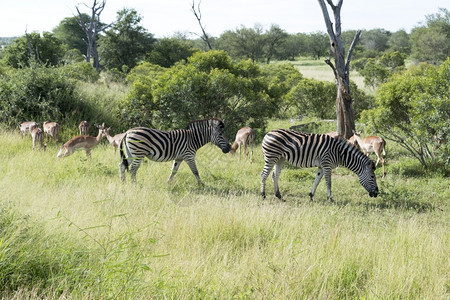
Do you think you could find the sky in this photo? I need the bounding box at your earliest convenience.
[0,0,448,38]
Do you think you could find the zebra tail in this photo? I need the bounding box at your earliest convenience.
[119,135,129,171]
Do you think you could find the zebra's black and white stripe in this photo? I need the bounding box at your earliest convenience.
[119,118,231,184]
[260,129,379,201]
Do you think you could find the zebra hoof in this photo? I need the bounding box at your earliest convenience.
[275,192,282,200]
[261,192,266,199]
[309,192,314,201]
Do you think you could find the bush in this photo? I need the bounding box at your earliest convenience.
[0,64,78,127]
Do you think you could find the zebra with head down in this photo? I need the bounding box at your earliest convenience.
[260,129,379,202]
[119,118,231,184]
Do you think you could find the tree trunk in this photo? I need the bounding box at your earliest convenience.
[318,0,361,139]
[76,0,110,72]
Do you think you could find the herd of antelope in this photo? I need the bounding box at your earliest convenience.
[19,119,386,201]
[19,120,127,159]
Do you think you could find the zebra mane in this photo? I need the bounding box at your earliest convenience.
[186,118,224,129]
[331,134,371,164]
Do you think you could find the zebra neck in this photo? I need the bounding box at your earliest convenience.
[337,142,366,174]
[187,126,211,149]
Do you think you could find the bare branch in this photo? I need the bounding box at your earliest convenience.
[345,30,362,73]
[191,0,212,49]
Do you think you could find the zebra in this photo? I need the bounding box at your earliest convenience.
[119,118,231,184]
[260,129,379,202]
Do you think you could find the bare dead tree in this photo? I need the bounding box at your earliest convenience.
[191,0,212,50]
[318,0,361,138]
[75,0,112,72]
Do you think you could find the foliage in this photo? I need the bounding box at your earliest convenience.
[99,8,156,72]
[53,14,90,55]
[357,51,406,88]
[361,59,450,168]
[0,64,77,127]
[121,50,275,136]
[146,38,198,68]
[58,61,100,82]
[410,8,450,65]
[0,65,120,133]
[387,30,411,54]
[286,78,336,119]
[260,63,303,117]
[3,32,66,68]
[306,31,329,59]
[218,25,267,62]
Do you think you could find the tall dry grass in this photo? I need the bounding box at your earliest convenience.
[0,127,448,299]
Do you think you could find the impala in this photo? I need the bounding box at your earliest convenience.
[30,124,46,151]
[78,120,90,136]
[325,131,341,139]
[57,123,107,159]
[43,121,60,143]
[350,130,386,178]
[19,121,38,136]
[230,126,255,161]
[105,127,126,153]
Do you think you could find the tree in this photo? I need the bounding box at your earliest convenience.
[53,15,90,55]
[99,8,155,72]
[146,38,198,68]
[260,63,303,117]
[75,0,111,72]
[122,50,275,135]
[275,33,306,60]
[306,31,329,59]
[3,32,65,68]
[387,30,410,54]
[318,0,361,138]
[218,25,266,62]
[264,24,288,64]
[410,8,450,65]
[361,59,450,168]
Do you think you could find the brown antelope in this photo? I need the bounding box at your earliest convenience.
[57,123,107,159]
[30,124,46,151]
[43,121,60,143]
[78,121,90,136]
[350,130,386,178]
[230,126,255,161]
[325,131,341,139]
[105,127,126,153]
[19,121,39,136]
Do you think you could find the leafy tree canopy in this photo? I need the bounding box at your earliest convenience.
[99,8,155,71]
[361,58,450,168]
[3,32,65,68]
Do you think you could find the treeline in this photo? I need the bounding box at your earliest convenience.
[1,8,449,74]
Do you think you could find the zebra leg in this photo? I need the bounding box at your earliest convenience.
[309,167,324,201]
[184,158,203,185]
[168,159,183,183]
[324,167,334,202]
[260,161,275,199]
[272,158,285,200]
[129,158,143,184]
[119,161,127,182]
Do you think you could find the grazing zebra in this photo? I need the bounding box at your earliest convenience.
[119,118,231,184]
[260,129,379,202]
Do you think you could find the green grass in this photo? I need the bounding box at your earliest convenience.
[0,125,448,299]
[276,57,369,93]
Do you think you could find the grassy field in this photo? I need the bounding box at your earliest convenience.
[280,57,369,93]
[0,119,448,299]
